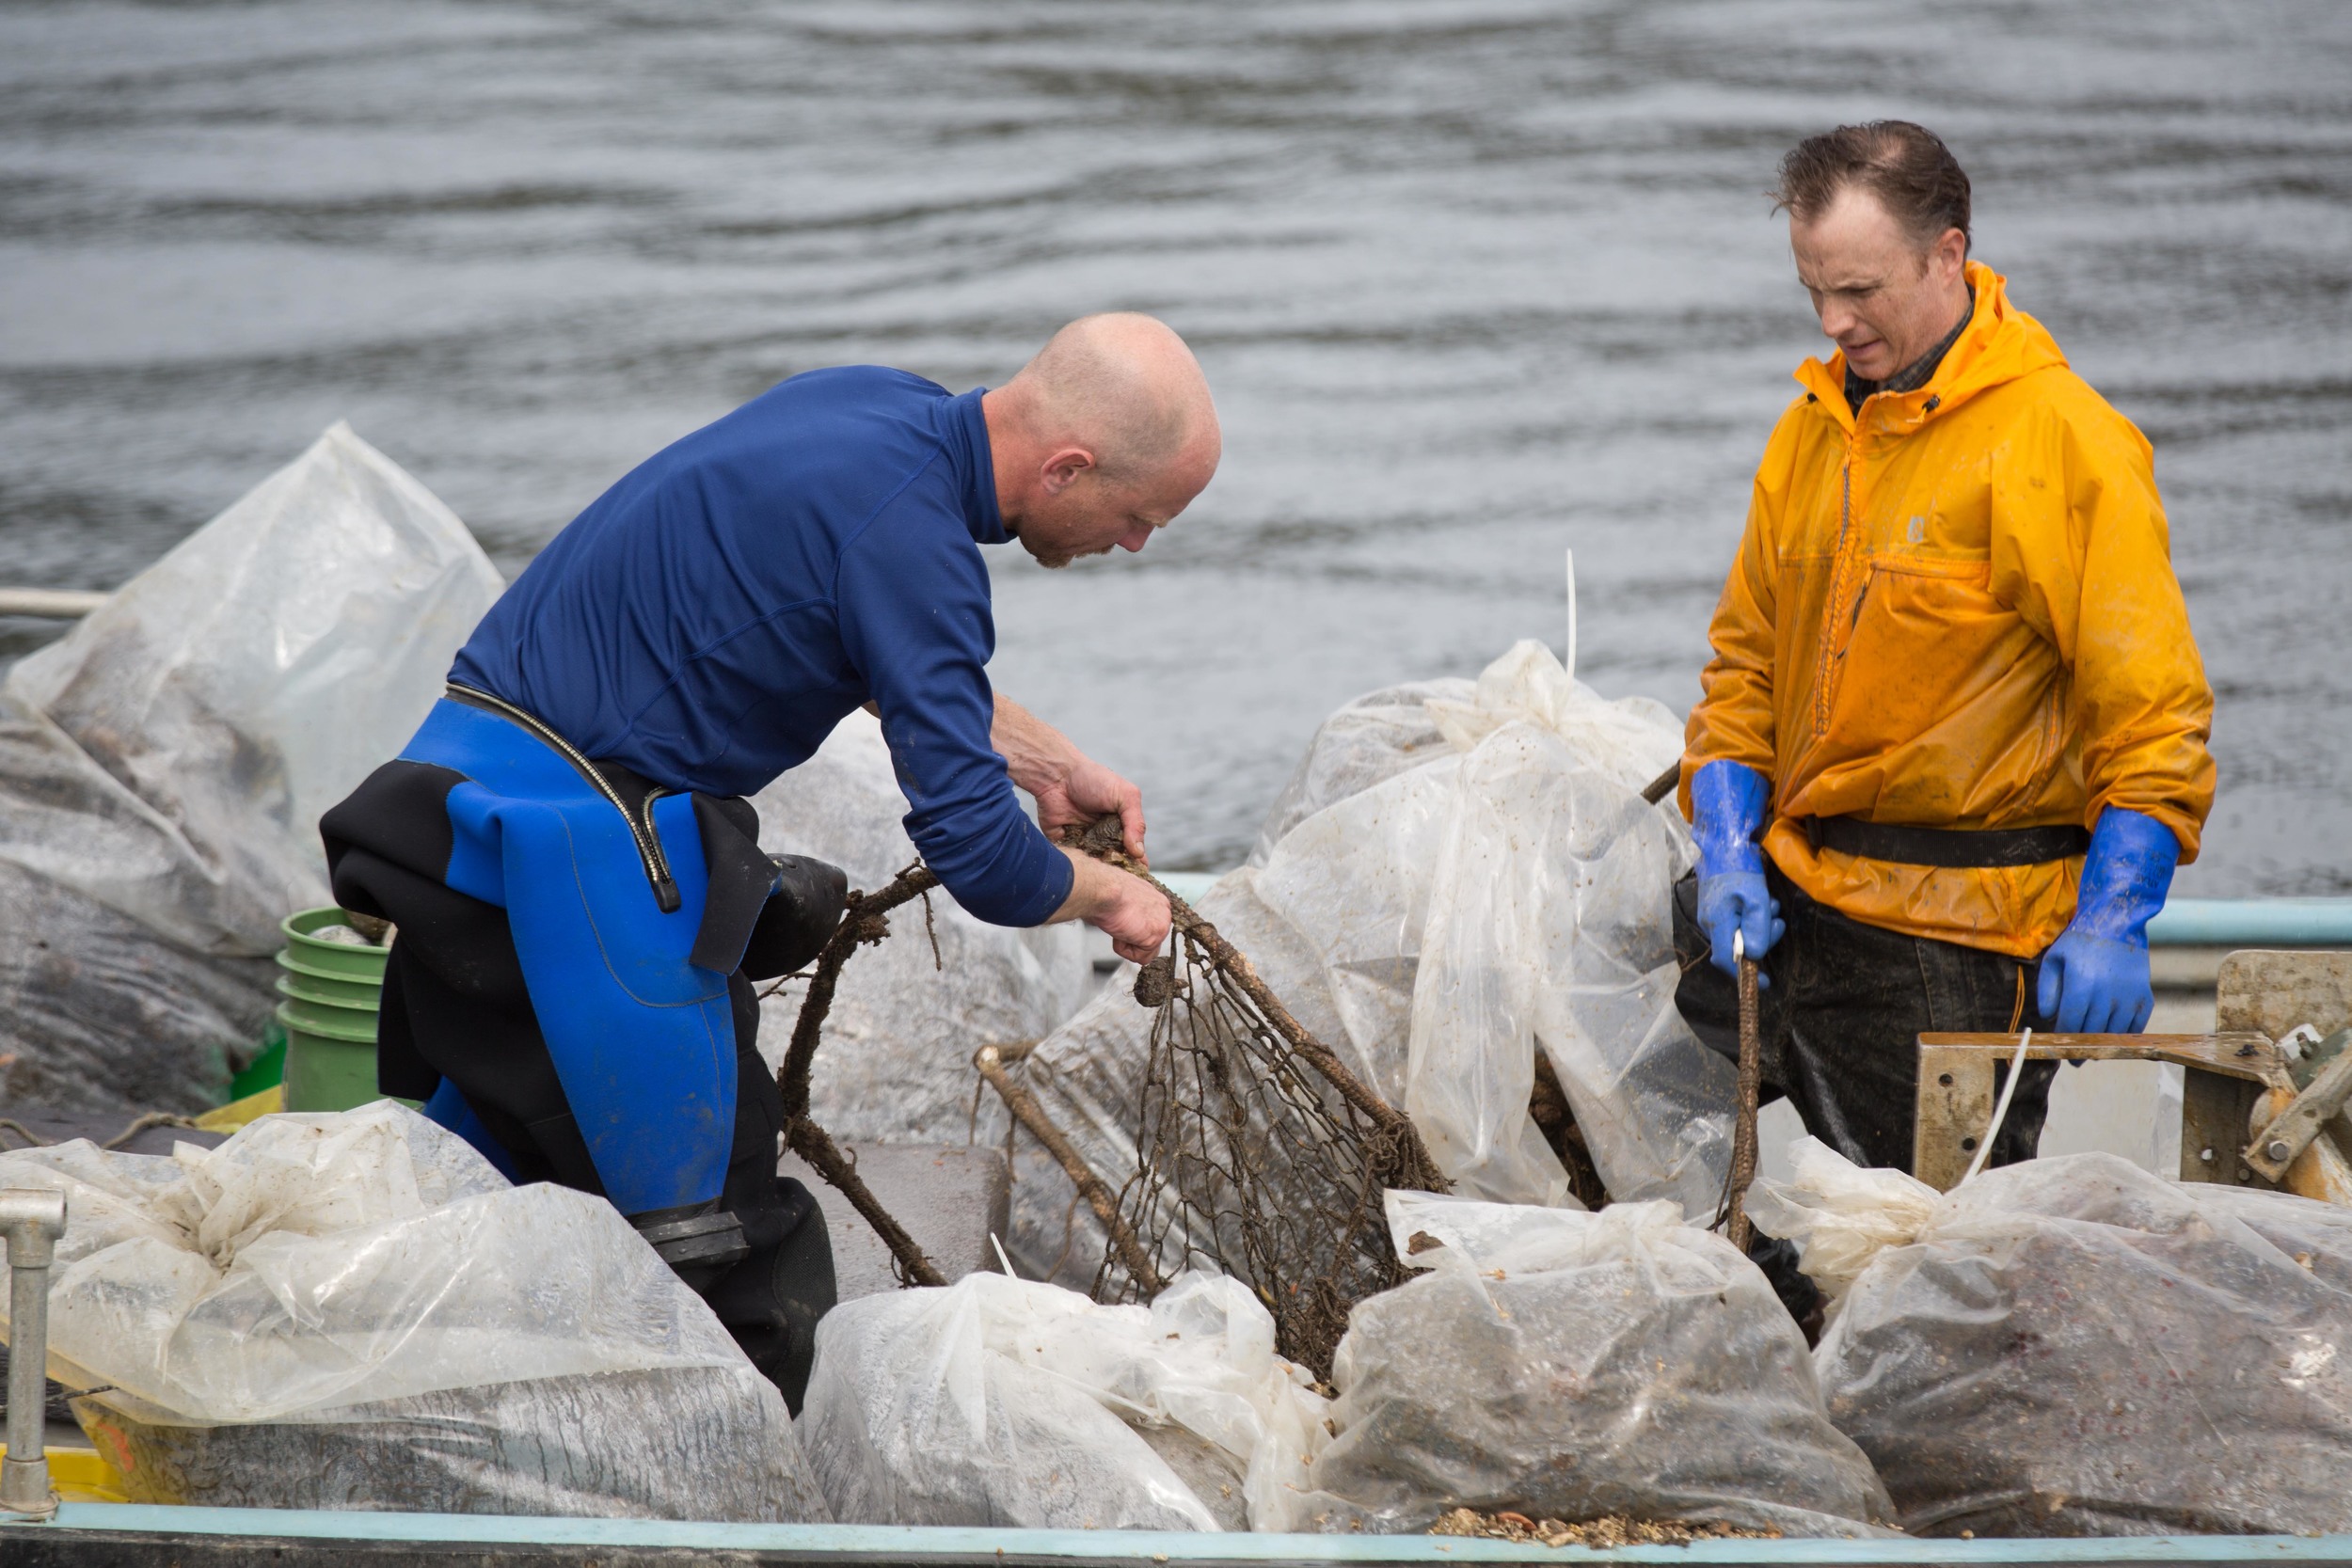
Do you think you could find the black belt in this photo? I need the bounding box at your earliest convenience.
[1804,815,2090,869]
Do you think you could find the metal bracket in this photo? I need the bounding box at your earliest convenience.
[2,1186,69,1520]
[1915,1032,2287,1193]
[2244,1044,2352,1183]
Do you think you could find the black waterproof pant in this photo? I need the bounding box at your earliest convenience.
[1672,863,2058,1176]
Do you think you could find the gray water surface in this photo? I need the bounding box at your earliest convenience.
[4,2,2347,889]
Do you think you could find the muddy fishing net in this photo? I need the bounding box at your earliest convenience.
[774,815,1448,1377]
[769,859,955,1288]
[1014,816,1449,1377]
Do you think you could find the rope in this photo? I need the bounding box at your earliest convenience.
[0,1111,204,1153]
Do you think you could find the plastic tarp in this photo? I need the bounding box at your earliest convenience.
[0,422,501,1112]
[1006,641,1728,1282]
[797,1268,1329,1531]
[1269,1190,1895,1536]
[1756,1144,2352,1537]
[0,1101,829,1520]
[1405,642,1721,1207]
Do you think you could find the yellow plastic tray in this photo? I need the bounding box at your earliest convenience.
[0,1442,131,1504]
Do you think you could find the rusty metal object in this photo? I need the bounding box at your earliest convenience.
[2239,1043,2352,1189]
[1913,1031,2290,1193]
[974,1043,1163,1292]
[1061,815,1447,1189]
[2246,1084,2352,1206]
[773,862,948,1288]
[1041,814,1449,1376]
[1721,946,1763,1249]
[2216,950,2352,1047]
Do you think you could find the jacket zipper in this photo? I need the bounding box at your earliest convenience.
[446,682,683,912]
[1815,430,1860,738]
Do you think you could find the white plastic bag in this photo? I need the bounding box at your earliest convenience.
[1406,641,1724,1210]
[1007,644,1731,1281]
[1744,1135,1942,1312]
[0,422,501,1110]
[1794,1150,2352,1537]
[0,1102,828,1520]
[797,1268,1329,1530]
[1272,1190,1894,1536]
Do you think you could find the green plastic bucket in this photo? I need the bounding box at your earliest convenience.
[278,1004,381,1114]
[275,949,385,1007]
[274,987,380,1037]
[275,907,389,1114]
[230,1019,288,1101]
[279,907,391,981]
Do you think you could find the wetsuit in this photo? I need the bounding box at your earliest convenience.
[322,367,1074,1405]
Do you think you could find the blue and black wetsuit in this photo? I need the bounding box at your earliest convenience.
[321,368,1073,1402]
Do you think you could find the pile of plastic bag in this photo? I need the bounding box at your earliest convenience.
[1006,641,1731,1282]
[1752,1140,2352,1536]
[0,419,1086,1128]
[798,1268,1329,1530]
[0,1101,828,1520]
[0,423,501,1113]
[1268,1191,1894,1537]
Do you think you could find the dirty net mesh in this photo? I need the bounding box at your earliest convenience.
[1066,818,1447,1378]
[771,809,1449,1378]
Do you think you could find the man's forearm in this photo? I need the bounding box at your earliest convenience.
[991,693,1079,799]
[868,691,1081,801]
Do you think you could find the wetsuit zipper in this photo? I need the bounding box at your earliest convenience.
[446,682,683,912]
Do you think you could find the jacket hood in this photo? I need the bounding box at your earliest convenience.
[1794,261,2069,434]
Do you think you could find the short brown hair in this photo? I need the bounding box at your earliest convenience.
[1771,121,1971,252]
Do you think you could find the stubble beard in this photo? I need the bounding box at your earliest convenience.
[1032,542,1115,571]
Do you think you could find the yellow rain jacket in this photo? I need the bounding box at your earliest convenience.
[1682,261,2215,958]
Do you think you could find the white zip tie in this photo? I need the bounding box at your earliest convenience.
[1563,546,1577,683]
[1962,1027,2034,1186]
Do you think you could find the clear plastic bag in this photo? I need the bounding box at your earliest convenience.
[0,860,278,1113]
[1406,641,1724,1211]
[1744,1135,1942,1312]
[1272,1191,1895,1536]
[796,1268,1329,1530]
[0,422,501,1109]
[1007,641,1731,1283]
[1792,1149,2352,1537]
[0,1101,828,1520]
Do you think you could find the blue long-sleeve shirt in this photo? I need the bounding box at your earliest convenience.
[450,366,1073,927]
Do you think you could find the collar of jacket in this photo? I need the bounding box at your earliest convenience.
[1792,261,2069,437]
[950,386,1010,545]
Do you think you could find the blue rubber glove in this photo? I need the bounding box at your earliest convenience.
[2037,807,2180,1035]
[1692,760,1785,984]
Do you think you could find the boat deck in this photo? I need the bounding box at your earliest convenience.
[8,1505,2352,1568]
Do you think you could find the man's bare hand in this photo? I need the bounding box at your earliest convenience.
[1054,848,1169,965]
[1033,755,1147,866]
[993,693,1148,865]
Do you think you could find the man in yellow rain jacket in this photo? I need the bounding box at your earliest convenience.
[1674,121,2215,1176]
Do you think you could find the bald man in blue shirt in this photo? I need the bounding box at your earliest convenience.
[324,314,1216,1406]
